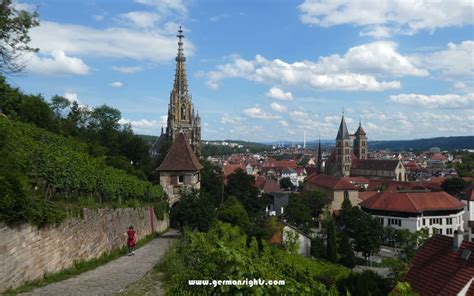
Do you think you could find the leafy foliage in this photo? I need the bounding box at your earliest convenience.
[441,177,469,196]
[170,190,216,232]
[0,0,39,74]
[225,168,264,218]
[157,222,347,295]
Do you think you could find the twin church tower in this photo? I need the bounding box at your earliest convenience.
[153,27,201,155]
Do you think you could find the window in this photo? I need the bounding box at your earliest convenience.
[344,191,349,200]
[430,218,442,225]
[178,175,184,184]
[388,218,401,227]
[377,217,384,225]
[446,218,452,225]
[433,228,442,235]
[447,228,453,235]
[423,219,426,226]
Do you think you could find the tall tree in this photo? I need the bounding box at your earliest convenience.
[225,168,262,217]
[0,0,39,74]
[338,231,355,268]
[326,217,338,263]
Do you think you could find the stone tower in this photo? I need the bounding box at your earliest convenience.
[335,114,352,177]
[354,120,368,160]
[166,26,201,155]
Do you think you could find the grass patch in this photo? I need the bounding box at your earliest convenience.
[3,230,167,295]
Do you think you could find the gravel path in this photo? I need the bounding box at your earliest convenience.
[19,230,179,296]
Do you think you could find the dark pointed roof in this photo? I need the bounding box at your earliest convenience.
[157,133,203,171]
[355,121,366,136]
[336,115,350,140]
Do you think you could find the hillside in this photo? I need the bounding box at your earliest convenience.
[0,116,167,226]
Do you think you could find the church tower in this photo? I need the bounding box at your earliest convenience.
[317,137,323,172]
[166,26,201,155]
[354,120,368,160]
[335,114,352,177]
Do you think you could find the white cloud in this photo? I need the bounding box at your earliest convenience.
[109,81,123,88]
[243,107,279,120]
[64,92,79,104]
[119,117,165,134]
[265,87,294,100]
[30,21,194,63]
[279,120,289,127]
[389,93,474,109]
[206,41,425,91]
[298,0,474,37]
[221,113,243,124]
[112,66,144,73]
[120,11,161,28]
[25,50,89,75]
[134,0,187,16]
[12,1,36,12]
[270,102,287,113]
[414,40,474,78]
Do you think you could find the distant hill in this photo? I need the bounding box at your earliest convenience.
[369,136,474,151]
[140,135,473,152]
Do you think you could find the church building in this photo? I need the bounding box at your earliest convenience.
[152,27,201,155]
[325,115,406,181]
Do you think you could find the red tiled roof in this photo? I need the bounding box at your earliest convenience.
[305,173,358,190]
[157,133,203,171]
[352,159,401,171]
[359,191,377,201]
[404,235,474,296]
[265,160,298,168]
[360,191,464,213]
[343,176,370,184]
[224,164,245,178]
[431,153,446,161]
[262,178,283,193]
[430,176,445,184]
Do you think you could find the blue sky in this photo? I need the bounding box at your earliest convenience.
[8,0,474,141]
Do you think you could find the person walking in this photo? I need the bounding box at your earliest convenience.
[126,225,137,256]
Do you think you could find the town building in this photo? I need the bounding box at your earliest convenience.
[157,133,203,205]
[403,232,474,295]
[461,184,474,242]
[152,27,201,155]
[360,191,464,236]
[304,173,360,212]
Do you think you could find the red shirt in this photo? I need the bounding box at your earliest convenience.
[127,229,136,246]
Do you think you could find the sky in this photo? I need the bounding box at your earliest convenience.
[8,0,474,142]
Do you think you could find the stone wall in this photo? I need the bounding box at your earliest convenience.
[0,207,169,292]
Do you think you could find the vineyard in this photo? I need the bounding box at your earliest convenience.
[0,116,167,226]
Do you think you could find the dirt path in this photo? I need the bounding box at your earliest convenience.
[19,230,178,296]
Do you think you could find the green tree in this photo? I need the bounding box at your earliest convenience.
[200,159,224,206]
[279,177,294,190]
[441,177,468,196]
[285,194,312,228]
[311,236,327,259]
[0,0,39,74]
[337,270,391,296]
[301,189,330,217]
[225,168,263,217]
[170,190,217,232]
[326,217,338,263]
[217,196,250,231]
[338,231,355,268]
[353,212,383,262]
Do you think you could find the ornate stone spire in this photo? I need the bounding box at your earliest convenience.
[173,26,188,97]
[317,137,323,171]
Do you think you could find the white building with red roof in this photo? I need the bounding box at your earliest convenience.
[360,191,464,236]
[461,184,474,242]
